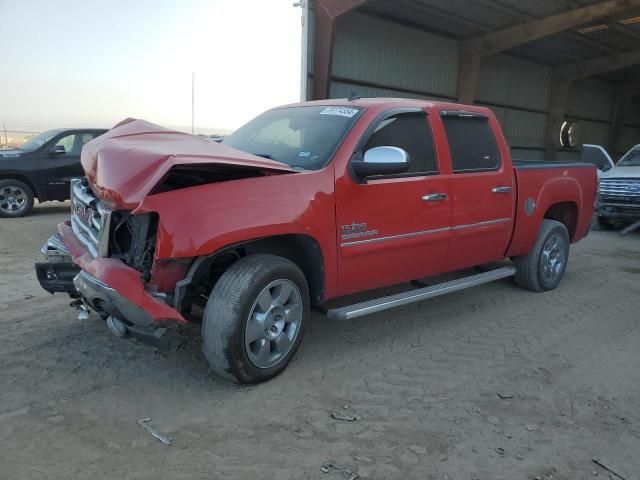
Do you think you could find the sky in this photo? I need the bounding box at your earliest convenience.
[0,0,303,135]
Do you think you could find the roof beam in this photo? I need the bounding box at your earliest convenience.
[607,18,640,40]
[316,0,367,18]
[462,0,640,57]
[557,48,640,79]
[477,0,618,53]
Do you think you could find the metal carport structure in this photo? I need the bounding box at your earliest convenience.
[304,0,640,161]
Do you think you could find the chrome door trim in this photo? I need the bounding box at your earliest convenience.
[451,218,511,231]
[340,218,512,247]
[341,226,451,247]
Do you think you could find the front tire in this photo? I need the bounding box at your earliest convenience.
[202,254,309,384]
[0,179,34,218]
[514,220,570,292]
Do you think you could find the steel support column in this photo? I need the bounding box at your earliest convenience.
[312,0,367,100]
[457,51,482,105]
[608,86,632,155]
[545,76,572,161]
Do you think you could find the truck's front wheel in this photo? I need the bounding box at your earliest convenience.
[0,179,34,218]
[513,219,570,292]
[202,254,309,384]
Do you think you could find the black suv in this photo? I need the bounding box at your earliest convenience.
[0,128,107,217]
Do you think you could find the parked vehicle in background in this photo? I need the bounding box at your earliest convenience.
[36,99,597,384]
[596,144,640,228]
[580,144,615,178]
[0,128,107,217]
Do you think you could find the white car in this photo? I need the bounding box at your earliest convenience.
[590,144,640,228]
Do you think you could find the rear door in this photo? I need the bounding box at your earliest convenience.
[439,111,515,271]
[335,109,452,295]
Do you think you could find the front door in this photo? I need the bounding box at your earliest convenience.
[335,110,452,296]
[39,132,96,200]
[439,111,515,271]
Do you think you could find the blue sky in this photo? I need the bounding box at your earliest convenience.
[0,0,302,134]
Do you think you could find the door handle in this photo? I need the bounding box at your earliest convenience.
[491,186,512,194]
[422,193,448,202]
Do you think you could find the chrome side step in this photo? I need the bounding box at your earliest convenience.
[327,267,516,321]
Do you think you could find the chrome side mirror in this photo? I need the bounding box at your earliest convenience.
[352,146,410,178]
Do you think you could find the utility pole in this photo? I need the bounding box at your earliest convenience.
[1,124,7,149]
[191,72,195,134]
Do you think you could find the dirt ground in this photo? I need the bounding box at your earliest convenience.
[1,202,639,480]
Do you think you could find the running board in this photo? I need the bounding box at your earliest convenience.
[327,267,516,321]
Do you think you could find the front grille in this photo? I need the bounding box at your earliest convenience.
[70,178,111,257]
[599,178,640,206]
[70,178,157,280]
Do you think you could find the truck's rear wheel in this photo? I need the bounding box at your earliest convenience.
[513,219,569,292]
[0,179,34,218]
[202,254,309,384]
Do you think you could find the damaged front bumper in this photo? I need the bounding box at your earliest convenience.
[35,234,81,297]
[35,224,187,348]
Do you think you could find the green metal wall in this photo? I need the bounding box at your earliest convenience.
[313,11,636,160]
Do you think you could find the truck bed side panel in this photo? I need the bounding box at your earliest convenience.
[507,162,597,258]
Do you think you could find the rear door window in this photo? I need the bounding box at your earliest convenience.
[442,114,501,172]
[364,112,438,175]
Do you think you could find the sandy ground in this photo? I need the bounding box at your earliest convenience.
[1,202,639,480]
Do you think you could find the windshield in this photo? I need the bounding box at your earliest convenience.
[618,145,640,167]
[223,105,362,170]
[19,129,62,152]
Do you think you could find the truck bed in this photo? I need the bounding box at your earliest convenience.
[506,160,598,259]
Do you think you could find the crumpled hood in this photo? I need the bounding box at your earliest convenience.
[601,165,640,180]
[82,118,294,210]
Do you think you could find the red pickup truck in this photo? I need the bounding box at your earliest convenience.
[36,98,597,383]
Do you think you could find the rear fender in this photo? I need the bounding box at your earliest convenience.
[507,175,586,257]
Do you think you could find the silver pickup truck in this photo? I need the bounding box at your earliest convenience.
[583,144,640,228]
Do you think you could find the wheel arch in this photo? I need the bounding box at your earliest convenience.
[543,201,579,240]
[0,174,40,200]
[174,234,326,314]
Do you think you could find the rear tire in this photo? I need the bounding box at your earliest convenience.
[514,220,570,292]
[202,254,309,384]
[0,179,34,218]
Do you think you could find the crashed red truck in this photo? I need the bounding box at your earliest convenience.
[36,99,597,384]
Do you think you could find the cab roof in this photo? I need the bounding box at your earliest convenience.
[279,97,494,116]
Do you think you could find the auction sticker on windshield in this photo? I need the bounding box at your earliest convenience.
[320,106,359,118]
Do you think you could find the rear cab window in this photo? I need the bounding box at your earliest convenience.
[441,112,501,173]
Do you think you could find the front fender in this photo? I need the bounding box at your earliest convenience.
[137,168,339,297]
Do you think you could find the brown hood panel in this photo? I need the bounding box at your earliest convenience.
[81,119,294,209]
